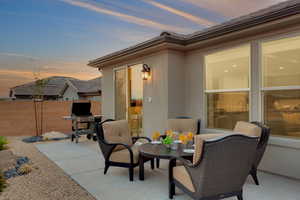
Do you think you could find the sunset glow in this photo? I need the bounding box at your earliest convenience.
[0,0,286,97]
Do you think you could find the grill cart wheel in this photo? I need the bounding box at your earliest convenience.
[87,134,92,140]
[93,135,97,141]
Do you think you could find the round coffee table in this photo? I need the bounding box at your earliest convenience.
[139,143,193,180]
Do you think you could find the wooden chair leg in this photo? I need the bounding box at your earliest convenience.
[250,167,259,185]
[151,158,154,170]
[129,167,134,181]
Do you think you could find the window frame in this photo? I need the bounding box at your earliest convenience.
[259,32,300,138]
[203,43,252,129]
[113,63,145,120]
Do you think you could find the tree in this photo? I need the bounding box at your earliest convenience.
[33,72,48,137]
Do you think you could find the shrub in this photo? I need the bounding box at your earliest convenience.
[0,170,6,193]
[17,164,32,175]
[0,136,8,151]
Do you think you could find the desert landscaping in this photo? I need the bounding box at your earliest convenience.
[0,136,96,200]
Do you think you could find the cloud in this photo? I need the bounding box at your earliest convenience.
[183,0,287,18]
[61,0,190,33]
[0,52,39,60]
[0,53,99,80]
[143,0,216,27]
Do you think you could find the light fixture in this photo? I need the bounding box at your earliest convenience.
[224,69,229,73]
[142,64,151,80]
[279,66,285,70]
[232,64,237,68]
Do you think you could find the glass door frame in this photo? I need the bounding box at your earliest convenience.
[113,65,129,120]
[113,64,144,131]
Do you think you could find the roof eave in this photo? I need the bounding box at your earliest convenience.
[187,3,300,44]
[88,35,184,68]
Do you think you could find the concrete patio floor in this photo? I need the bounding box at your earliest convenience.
[35,139,300,200]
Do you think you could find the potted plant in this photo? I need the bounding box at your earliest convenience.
[162,135,173,149]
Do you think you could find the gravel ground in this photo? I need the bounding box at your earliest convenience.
[0,137,96,200]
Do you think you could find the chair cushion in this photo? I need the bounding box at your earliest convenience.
[167,119,198,134]
[103,120,133,151]
[197,133,227,140]
[173,166,195,192]
[109,145,139,164]
[234,121,262,137]
[193,134,227,164]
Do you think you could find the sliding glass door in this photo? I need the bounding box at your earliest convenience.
[114,68,127,120]
[128,64,143,136]
[114,64,143,136]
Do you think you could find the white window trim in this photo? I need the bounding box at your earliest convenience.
[262,86,300,91]
[205,88,250,93]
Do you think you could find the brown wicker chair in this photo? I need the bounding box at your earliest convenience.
[167,118,201,134]
[199,121,271,185]
[169,134,259,200]
[249,122,271,185]
[95,119,154,181]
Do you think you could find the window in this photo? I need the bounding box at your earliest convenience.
[207,92,249,129]
[263,90,300,138]
[205,45,250,129]
[262,35,300,138]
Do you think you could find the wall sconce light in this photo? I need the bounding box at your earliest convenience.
[142,64,151,80]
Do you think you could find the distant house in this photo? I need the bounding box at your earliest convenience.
[63,77,101,101]
[10,76,101,101]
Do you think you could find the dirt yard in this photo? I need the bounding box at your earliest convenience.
[0,101,101,136]
[0,137,96,200]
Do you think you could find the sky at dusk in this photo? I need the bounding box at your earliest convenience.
[0,0,286,97]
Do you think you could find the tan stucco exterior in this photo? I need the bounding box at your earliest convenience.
[92,13,300,179]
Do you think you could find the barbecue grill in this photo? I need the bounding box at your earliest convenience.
[70,101,101,143]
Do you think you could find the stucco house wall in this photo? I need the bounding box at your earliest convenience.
[183,26,300,180]
[89,2,300,179]
[100,29,300,180]
[101,51,169,136]
[167,51,186,119]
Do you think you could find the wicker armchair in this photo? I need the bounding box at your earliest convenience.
[169,134,259,200]
[95,119,154,181]
[167,118,201,134]
[249,122,271,185]
[199,121,271,185]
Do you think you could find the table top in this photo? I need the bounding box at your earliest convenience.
[139,143,193,159]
